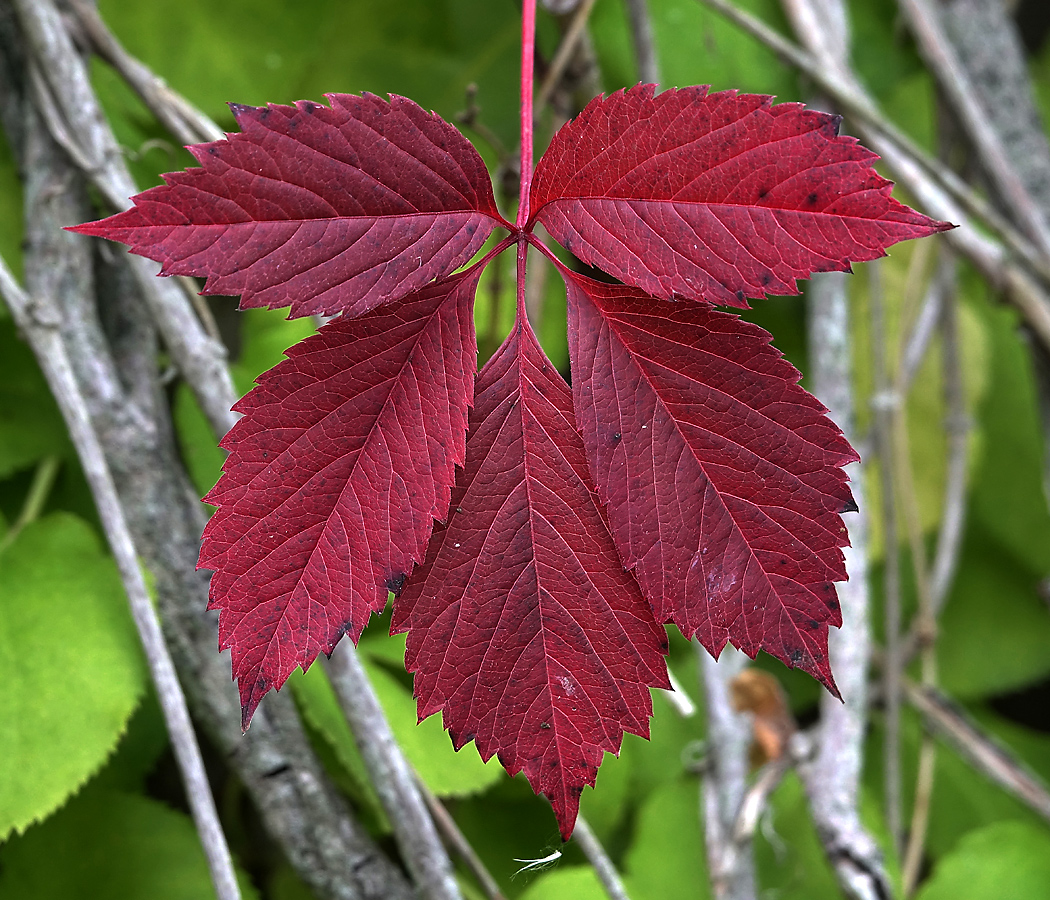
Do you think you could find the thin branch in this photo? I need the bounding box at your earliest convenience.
[693,0,1050,353]
[799,272,889,900]
[896,0,1050,257]
[900,254,970,662]
[66,0,224,145]
[13,0,238,438]
[699,644,756,900]
[573,815,632,900]
[415,774,507,900]
[904,680,1050,825]
[730,752,793,846]
[623,0,661,85]
[325,642,463,900]
[891,265,938,897]
[868,260,903,857]
[0,454,60,552]
[0,255,241,900]
[662,665,698,718]
[536,0,599,112]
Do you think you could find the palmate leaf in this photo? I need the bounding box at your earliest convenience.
[531,85,952,307]
[393,320,670,840]
[71,84,950,837]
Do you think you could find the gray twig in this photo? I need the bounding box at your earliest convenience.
[415,774,507,900]
[801,273,889,900]
[868,260,904,857]
[13,0,238,439]
[66,0,224,145]
[897,0,1050,257]
[698,644,756,900]
[325,642,463,900]
[0,256,241,900]
[623,0,660,85]
[573,815,632,900]
[536,0,600,112]
[780,7,889,893]
[693,0,1050,353]
[904,680,1050,825]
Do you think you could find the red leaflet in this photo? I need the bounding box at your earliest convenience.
[199,270,480,727]
[70,95,505,318]
[565,271,857,694]
[531,85,952,308]
[394,320,670,840]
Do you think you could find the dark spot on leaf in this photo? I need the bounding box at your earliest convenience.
[386,572,407,597]
[789,648,804,664]
[807,192,819,205]
[735,289,746,304]
[761,273,772,286]
[540,722,551,730]
[808,619,820,630]
[612,432,622,444]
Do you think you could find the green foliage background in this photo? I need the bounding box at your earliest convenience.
[1,1,1050,898]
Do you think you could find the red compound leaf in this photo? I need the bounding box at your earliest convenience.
[70,94,505,318]
[531,85,952,308]
[565,270,858,694]
[394,318,670,840]
[200,269,480,728]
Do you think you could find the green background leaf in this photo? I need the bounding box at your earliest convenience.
[0,514,147,840]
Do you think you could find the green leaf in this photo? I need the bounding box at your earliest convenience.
[916,820,1050,900]
[937,524,1050,698]
[291,653,501,802]
[754,774,840,900]
[97,0,521,165]
[623,779,711,900]
[518,866,606,900]
[969,300,1050,574]
[0,318,69,479]
[591,0,799,100]
[0,788,258,900]
[0,514,147,840]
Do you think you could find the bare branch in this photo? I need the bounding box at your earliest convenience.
[897,0,1050,256]
[66,0,224,145]
[325,642,463,900]
[12,0,238,438]
[904,680,1050,825]
[0,254,241,900]
[623,0,660,85]
[800,271,889,900]
[536,0,599,111]
[693,0,1050,353]
[699,644,756,900]
[573,815,632,900]
[415,775,508,900]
